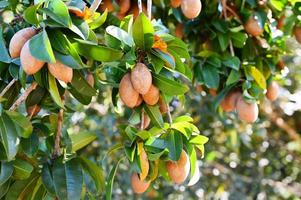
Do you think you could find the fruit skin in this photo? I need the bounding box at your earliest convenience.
[266,81,279,101]
[159,97,168,114]
[277,15,285,30]
[171,0,182,8]
[277,60,285,70]
[244,16,263,37]
[131,173,150,194]
[9,27,36,58]
[220,91,241,112]
[209,88,217,96]
[181,0,202,19]
[139,148,149,181]
[294,26,301,44]
[119,73,139,108]
[20,41,45,75]
[142,85,160,106]
[175,23,184,39]
[100,0,114,12]
[26,105,41,118]
[236,96,259,123]
[86,73,95,87]
[117,0,130,14]
[48,60,73,83]
[142,113,151,129]
[166,150,190,184]
[131,63,152,95]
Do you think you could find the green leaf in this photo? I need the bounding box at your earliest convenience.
[69,70,97,97]
[0,180,10,199]
[106,25,134,47]
[171,121,199,139]
[69,132,97,152]
[0,113,19,161]
[166,131,183,161]
[223,56,241,70]
[153,74,189,95]
[202,64,220,89]
[12,159,33,180]
[89,10,108,29]
[5,111,33,138]
[132,13,154,50]
[247,66,267,89]
[152,49,175,69]
[42,164,56,195]
[231,32,247,48]
[47,0,71,27]
[29,30,56,63]
[54,51,83,69]
[24,3,42,25]
[72,39,124,62]
[226,70,240,86]
[79,157,105,193]
[189,135,209,145]
[47,73,64,108]
[217,33,230,51]
[0,162,13,185]
[144,104,164,128]
[53,159,83,200]
[105,158,122,200]
[148,52,164,74]
[0,27,11,63]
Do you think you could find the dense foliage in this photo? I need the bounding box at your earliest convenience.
[0,0,301,199]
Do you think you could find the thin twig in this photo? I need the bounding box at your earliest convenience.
[28,104,40,119]
[0,79,16,98]
[166,104,173,125]
[221,0,235,57]
[140,109,145,130]
[138,0,143,13]
[90,0,103,13]
[53,95,65,157]
[9,82,38,111]
[147,0,152,19]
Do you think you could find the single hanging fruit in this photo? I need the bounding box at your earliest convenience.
[244,16,263,37]
[171,0,182,8]
[236,96,259,123]
[142,85,160,105]
[119,73,139,108]
[181,0,202,19]
[294,26,301,44]
[48,60,73,83]
[220,91,241,112]
[131,173,151,194]
[266,81,279,101]
[131,63,152,95]
[166,150,190,184]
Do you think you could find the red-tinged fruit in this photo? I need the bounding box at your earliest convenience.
[236,96,259,123]
[266,81,279,101]
[181,0,202,19]
[119,73,139,108]
[166,150,190,184]
[131,173,151,194]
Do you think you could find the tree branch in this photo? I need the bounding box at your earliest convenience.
[0,79,16,98]
[90,0,103,13]
[147,0,152,19]
[140,108,145,130]
[53,96,65,157]
[9,82,38,111]
[166,104,173,125]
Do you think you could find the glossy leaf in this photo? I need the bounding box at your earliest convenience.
[105,158,122,200]
[0,162,13,185]
[24,3,42,25]
[247,66,267,89]
[144,104,164,128]
[89,10,108,29]
[166,131,183,161]
[47,73,64,108]
[12,159,33,180]
[132,13,154,50]
[0,27,11,63]
[5,111,33,138]
[106,25,134,47]
[69,132,97,152]
[153,74,189,95]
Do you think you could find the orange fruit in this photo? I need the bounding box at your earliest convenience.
[20,41,45,75]
[277,15,285,30]
[119,73,139,108]
[220,91,241,112]
[181,0,202,19]
[131,63,152,95]
[166,150,190,184]
[236,96,258,123]
[142,113,151,129]
[171,0,182,8]
[135,95,143,107]
[142,85,160,105]
[9,27,36,58]
[117,0,131,14]
[100,0,114,12]
[277,60,285,70]
[209,88,217,96]
[266,81,279,101]
[294,26,301,44]
[159,97,168,114]
[131,173,150,194]
[175,23,184,39]
[244,16,263,37]
[48,60,73,83]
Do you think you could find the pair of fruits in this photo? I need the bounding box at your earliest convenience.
[220,81,279,123]
[9,27,73,83]
[119,63,159,108]
[131,150,190,194]
[170,0,202,19]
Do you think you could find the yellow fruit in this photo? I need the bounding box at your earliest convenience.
[236,96,259,123]
[142,85,160,105]
[131,63,152,95]
[48,61,73,83]
[119,73,139,108]
[294,26,301,44]
[139,148,149,181]
[9,27,36,58]
[166,150,190,184]
[244,16,263,37]
[86,73,95,87]
[131,173,150,194]
[171,0,182,8]
[20,41,45,75]
[220,91,241,112]
[266,81,279,101]
[181,0,202,19]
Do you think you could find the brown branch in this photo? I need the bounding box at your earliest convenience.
[9,82,38,111]
[28,104,40,119]
[221,0,235,57]
[53,96,65,157]
[166,104,173,125]
[0,79,16,98]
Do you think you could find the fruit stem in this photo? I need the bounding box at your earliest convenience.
[147,0,152,19]
[221,0,235,57]
[9,82,38,111]
[140,109,145,130]
[138,0,143,13]
[53,95,65,157]
[90,0,103,13]
[0,79,16,98]
[166,105,173,125]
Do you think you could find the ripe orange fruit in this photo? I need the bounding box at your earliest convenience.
[139,147,149,181]
[119,73,139,108]
[131,173,151,194]
[9,27,36,58]
[135,95,143,107]
[277,60,285,70]
[220,91,241,112]
[266,81,279,101]
[209,88,217,96]
[171,0,182,8]
[86,73,95,87]
[26,105,41,118]
[294,26,301,44]
[100,0,114,12]
[20,41,45,75]
[117,0,131,14]
[236,96,259,123]
[142,85,160,105]
[175,23,184,39]
[48,60,73,83]
[142,113,151,129]
[159,97,168,114]
[181,0,202,19]
[166,150,190,184]
[244,16,263,37]
[131,63,152,95]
